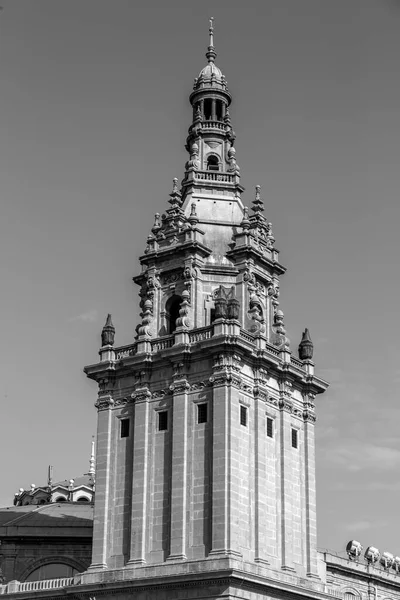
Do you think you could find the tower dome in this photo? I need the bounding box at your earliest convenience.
[191,17,230,96]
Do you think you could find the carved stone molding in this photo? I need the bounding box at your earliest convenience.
[169,380,191,394]
[303,410,317,423]
[152,389,167,399]
[95,395,114,411]
[209,372,242,388]
[278,397,293,413]
[131,387,152,403]
[253,385,268,402]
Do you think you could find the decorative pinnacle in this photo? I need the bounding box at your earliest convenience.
[298,328,314,361]
[252,185,265,213]
[206,17,217,63]
[101,313,115,347]
[168,177,182,207]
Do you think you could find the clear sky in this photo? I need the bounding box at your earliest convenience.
[1,0,400,556]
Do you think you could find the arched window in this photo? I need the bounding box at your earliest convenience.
[55,497,66,502]
[207,155,219,171]
[165,295,182,334]
[25,563,79,582]
[344,592,357,600]
[76,497,89,502]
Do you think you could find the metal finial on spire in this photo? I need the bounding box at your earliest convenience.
[206,17,217,63]
[47,465,53,488]
[89,438,95,476]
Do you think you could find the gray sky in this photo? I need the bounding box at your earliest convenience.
[1,0,400,556]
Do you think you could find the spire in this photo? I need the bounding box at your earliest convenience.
[206,17,217,63]
[89,438,95,476]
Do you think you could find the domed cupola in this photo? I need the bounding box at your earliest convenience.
[184,18,239,190]
[189,18,232,123]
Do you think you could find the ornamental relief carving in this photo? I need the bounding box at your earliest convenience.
[95,394,114,411]
[303,410,317,423]
[169,380,191,394]
[131,387,152,403]
[278,397,293,413]
[162,270,184,285]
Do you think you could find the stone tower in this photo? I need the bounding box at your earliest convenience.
[84,18,328,590]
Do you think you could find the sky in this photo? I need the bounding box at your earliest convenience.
[1,0,400,556]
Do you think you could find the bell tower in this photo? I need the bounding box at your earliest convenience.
[83,19,328,590]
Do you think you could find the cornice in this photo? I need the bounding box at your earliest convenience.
[139,240,212,264]
[63,567,340,600]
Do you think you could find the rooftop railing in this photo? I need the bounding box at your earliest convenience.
[0,577,75,595]
[194,170,234,183]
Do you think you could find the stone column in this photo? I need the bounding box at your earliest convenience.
[211,99,217,121]
[168,379,190,560]
[88,395,113,570]
[127,388,151,565]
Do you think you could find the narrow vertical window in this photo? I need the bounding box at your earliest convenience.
[158,411,168,431]
[266,417,274,438]
[291,428,298,448]
[120,418,130,438]
[197,403,208,424]
[240,405,247,427]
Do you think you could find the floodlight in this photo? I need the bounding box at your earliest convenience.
[380,552,394,569]
[392,556,400,573]
[364,546,380,564]
[346,540,363,561]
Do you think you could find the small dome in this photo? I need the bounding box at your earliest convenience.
[198,62,223,81]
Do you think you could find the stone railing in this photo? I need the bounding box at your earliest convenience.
[189,326,213,343]
[113,329,306,372]
[115,343,137,360]
[0,577,75,594]
[151,335,174,352]
[265,343,280,357]
[291,356,304,368]
[194,170,234,183]
[201,120,225,131]
[240,329,256,345]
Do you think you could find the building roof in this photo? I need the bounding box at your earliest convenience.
[52,474,95,489]
[0,503,93,538]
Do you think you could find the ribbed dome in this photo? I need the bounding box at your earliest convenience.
[198,61,223,81]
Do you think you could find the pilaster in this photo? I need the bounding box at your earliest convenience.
[88,395,113,570]
[209,376,230,556]
[279,386,295,572]
[168,378,190,560]
[304,395,319,578]
[254,388,269,565]
[127,387,151,565]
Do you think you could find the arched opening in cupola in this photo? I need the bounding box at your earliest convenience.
[216,100,223,121]
[204,98,212,120]
[166,295,182,334]
[207,155,219,171]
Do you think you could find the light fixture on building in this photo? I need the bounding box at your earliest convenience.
[346,540,363,561]
[380,552,394,570]
[392,556,400,573]
[364,546,380,565]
